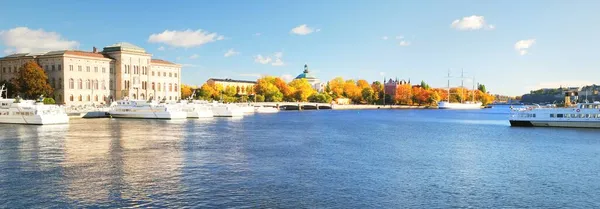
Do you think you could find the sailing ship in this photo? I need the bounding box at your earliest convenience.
[438,69,483,109]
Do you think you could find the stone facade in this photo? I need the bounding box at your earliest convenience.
[0,42,181,105]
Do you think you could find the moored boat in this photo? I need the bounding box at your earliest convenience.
[510,102,600,128]
[179,100,213,118]
[0,85,69,125]
[211,103,244,117]
[108,100,186,119]
[254,105,280,113]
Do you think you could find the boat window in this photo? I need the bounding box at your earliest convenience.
[557,114,563,118]
[550,114,555,118]
[586,114,592,118]
[532,114,536,118]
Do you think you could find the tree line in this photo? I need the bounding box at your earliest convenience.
[191,76,495,106]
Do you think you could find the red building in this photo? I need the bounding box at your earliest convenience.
[384,78,410,96]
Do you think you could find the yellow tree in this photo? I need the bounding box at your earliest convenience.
[180,84,193,99]
[254,76,283,102]
[288,78,316,102]
[328,77,345,98]
[11,61,53,99]
[357,79,370,89]
[395,84,412,105]
[343,79,362,103]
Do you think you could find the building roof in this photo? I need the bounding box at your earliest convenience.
[2,50,111,60]
[103,42,146,53]
[150,59,177,65]
[209,78,257,84]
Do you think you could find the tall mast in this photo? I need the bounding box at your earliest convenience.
[447,69,451,102]
[460,69,464,103]
[472,77,476,102]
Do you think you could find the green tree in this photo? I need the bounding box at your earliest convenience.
[361,87,375,104]
[478,84,487,93]
[43,98,56,104]
[420,80,430,90]
[308,93,333,103]
[11,61,53,99]
[255,94,265,102]
[224,86,237,97]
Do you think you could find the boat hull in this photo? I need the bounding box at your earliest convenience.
[0,114,69,125]
[510,120,600,128]
[438,102,483,109]
[108,111,187,119]
[186,110,214,118]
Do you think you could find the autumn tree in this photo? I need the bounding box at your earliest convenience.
[357,79,370,89]
[308,93,333,103]
[180,84,193,99]
[11,61,53,99]
[254,76,283,102]
[395,84,412,105]
[328,77,345,99]
[361,87,375,104]
[429,91,441,105]
[288,78,315,102]
[411,87,430,105]
[371,81,383,104]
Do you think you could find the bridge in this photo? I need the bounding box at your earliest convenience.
[255,102,332,110]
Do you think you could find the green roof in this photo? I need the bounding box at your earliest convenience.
[103,42,146,53]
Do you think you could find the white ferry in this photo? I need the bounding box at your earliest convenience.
[211,103,244,117]
[179,100,213,118]
[108,100,187,119]
[510,102,600,128]
[237,103,256,115]
[0,85,69,125]
[254,105,280,113]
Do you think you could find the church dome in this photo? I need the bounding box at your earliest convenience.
[295,64,317,80]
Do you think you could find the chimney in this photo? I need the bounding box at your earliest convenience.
[93,47,97,53]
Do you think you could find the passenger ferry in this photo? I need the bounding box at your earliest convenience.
[108,100,187,119]
[0,85,69,125]
[510,102,600,128]
[211,103,244,117]
[179,100,213,118]
[254,105,280,113]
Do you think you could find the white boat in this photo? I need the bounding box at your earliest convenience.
[237,104,256,114]
[438,101,483,109]
[0,85,69,125]
[179,100,213,118]
[108,100,187,119]
[438,69,483,110]
[254,105,280,113]
[211,103,244,117]
[510,102,600,128]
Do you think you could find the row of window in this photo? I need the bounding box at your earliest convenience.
[550,113,600,118]
[69,94,108,102]
[68,65,110,73]
[2,66,20,73]
[580,104,600,109]
[42,64,63,72]
[68,79,109,90]
[0,111,35,116]
[122,81,179,92]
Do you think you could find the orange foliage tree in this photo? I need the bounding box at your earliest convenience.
[395,84,412,105]
[11,61,53,99]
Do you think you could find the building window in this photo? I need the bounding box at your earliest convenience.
[169,73,172,77]
[58,78,62,89]
[102,67,106,73]
[175,73,177,78]
[86,66,90,72]
[2,67,5,73]
[158,83,161,91]
[94,67,98,72]
[52,65,56,71]
[78,95,82,101]
[87,95,90,101]
[152,71,155,76]
[94,80,99,90]
[110,67,113,73]
[58,64,62,71]
[51,78,56,89]
[175,84,178,92]
[102,80,106,90]
[69,79,74,89]
[78,79,83,89]
[78,66,82,71]
[70,65,73,71]
[70,95,74,101]
[163,72,166,77]
[109,80,113,90]
[95,95,98,101]
[86,80,91,89]
[152,82,155,90]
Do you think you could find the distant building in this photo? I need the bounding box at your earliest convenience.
[206,78,257,95]
[295,64,324,92]
[0,42,181,105]
[384,78,410,96]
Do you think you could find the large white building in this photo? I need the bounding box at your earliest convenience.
[0,42,181,105]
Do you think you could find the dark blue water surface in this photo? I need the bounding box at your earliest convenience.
[1,107,600,208]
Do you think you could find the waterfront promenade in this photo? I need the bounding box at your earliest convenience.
[256,102,435,110]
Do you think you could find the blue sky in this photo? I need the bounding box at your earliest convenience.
[1,0,599,96]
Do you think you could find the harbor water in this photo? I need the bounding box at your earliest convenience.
[1,107,599,208]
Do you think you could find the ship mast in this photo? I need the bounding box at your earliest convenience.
[460,69,464,103]
[446,69,451,102]
[472,77,476,102]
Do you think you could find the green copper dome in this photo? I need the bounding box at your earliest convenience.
[296,64,317,79]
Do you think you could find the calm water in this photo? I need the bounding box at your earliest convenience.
[1,107,600,208]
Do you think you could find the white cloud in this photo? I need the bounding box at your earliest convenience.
[291,24,318,35]
[157,46,165,51]
[254,52,285,66]
[148,29,224,48]
[254,33,262,36]
[451,15,495,30]
[189,54,199,59]
[399,40,411,46]
[4,49,14,55]
[382,36,389,40]
[515,39,536,55]
[281,74,294,82]
[0,27,79,53]
[254,54,272,64]
[224,48,239,57]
